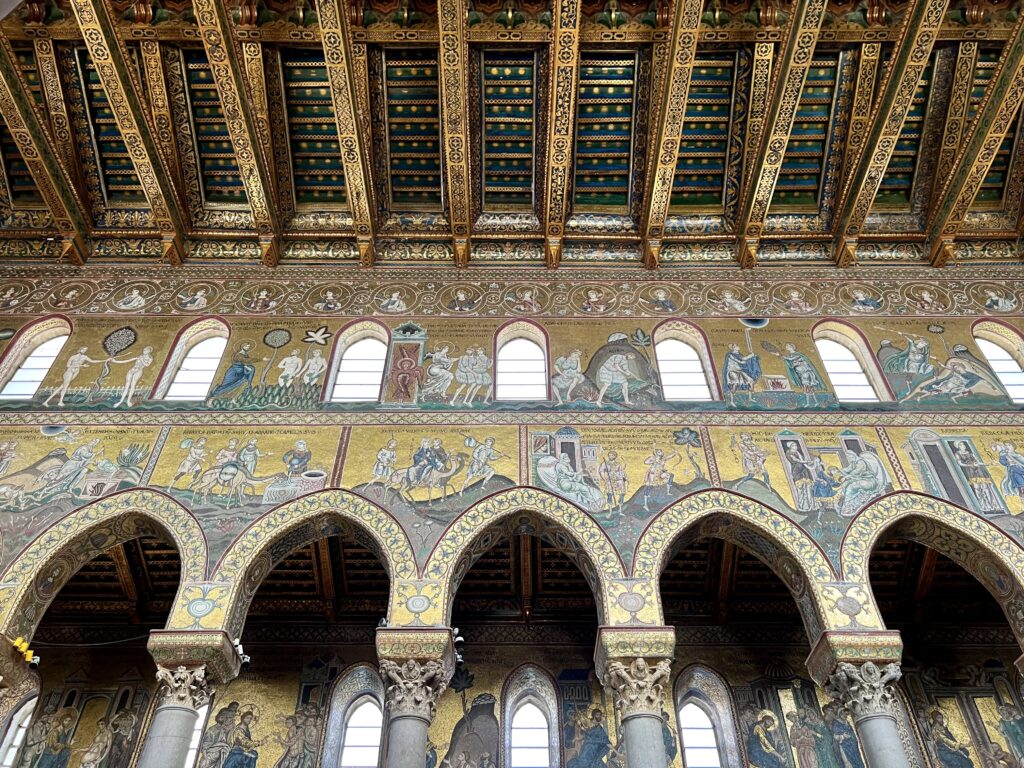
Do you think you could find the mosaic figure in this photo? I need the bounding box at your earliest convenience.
[209,343,260,401]
[983,290,1017,312]
[110,346,154,408]
[992,442,1024,510]
[314,291,341,312]
[199,701,240,768]
[595,353,637,407]
[997,705,1024,762]
[421,345,457,401]
[379,291,407,313]
[835,446,890,516]
[460,436,503,495]
[723,343,762,406]
[222,706,264,768]
[767,342,826,407]
[850,290,882,312]
[171,437,208,489]
[580,289,610,314]
[34,708,78,768]
[641,447,679,512]
[949,441,1002,514]
[732,433,771,487]
[642,288,677,312]
[447,289,478,312]
[746,710,786,768]
[509,288,541,313]
[43,347,102,407]
[178,287,209,310]
[552,350,587,406]
[75,718,112,768]
[566,709,611,768]
[114,288,147,311]
[822,703,863,768]
[598,449,628,516]
[277,350,304,388]
[926,708,974,768]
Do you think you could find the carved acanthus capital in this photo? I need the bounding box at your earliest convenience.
[825,661,902,721]
[379,659,449,722]
[155,664,212,710]
[601,657,672,719]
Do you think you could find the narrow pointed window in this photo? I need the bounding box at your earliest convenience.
[340,699,384,768]
[813,338,880,403]
[656,338,713,401]
[678,703,722,768]
[331,338,388,402]
[0,697,36,768]
[510,702,550,768]
[165,337,228,401]
[974,335,1024,403]
[496,338,547,401]
[0,334,69,400]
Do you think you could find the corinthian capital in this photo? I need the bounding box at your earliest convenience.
[155,664,212,710]
[601,657,672,719]
[825,661,902,720]
[380,659,448,722]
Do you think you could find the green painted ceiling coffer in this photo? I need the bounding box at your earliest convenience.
[769,54,841,212]
[572,51,638,212]
[968,45,1021,210]
[281,48,348,209]
[480,50,536,212]
[182,48,248,207]
[0,44,43,207]
[670,52,739,212]
[75,47,147,207]
[872,53,936,210]
[383,49,443,211]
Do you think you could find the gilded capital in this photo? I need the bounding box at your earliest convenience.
[155,664,212,710]
[825,661,902,721]
[600,656,672,719]
[380,658,449,722]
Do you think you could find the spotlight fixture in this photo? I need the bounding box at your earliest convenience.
[232,638,250,671]
[12,637,37,667]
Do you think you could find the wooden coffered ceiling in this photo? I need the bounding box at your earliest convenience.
[0,0,1020,268]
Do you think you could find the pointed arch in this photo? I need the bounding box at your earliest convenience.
[812,319,892,403]
[0,316,72,400]
[494,319,550,401]
[842,491,1024,645]
[633,490,837,641]
[424,488,625,626]
[972,319,1024,402]
[502,664,560,768]
[674,665,742,768]
[151,316,230,400]
[652,319,720,400]
[211,489,415,639]
[321,663,385,768]
[324,319,391,403]
[0,489,206,641]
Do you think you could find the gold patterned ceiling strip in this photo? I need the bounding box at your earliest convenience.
[639,0,705,269]
[0,37,88,264]
[315,0,377,267]
[733,0,828,268]
[67,0,187,265]
[831,0,950,267]
[32,39,77,178]
[192,0,280,266]
[437,0,472,268]
[239,40,276,204]
[926,12,1024,267]
[934,42,977,190]
[138,40,186,198]
[541,0,582,268]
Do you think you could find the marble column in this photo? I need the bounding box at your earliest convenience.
[601,657,673,768]
[380,659,449,768]
[137,665,211,768]
[825,661,910,768]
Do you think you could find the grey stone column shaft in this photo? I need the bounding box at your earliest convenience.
[383,712,431,768]
[137,703,200,768]
[853,712,911,768]
[380,658,449,768]
[826,661,911,768]
[620,712,669,768]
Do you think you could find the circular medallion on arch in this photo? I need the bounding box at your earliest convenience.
[616,591,645,614]
[188,597,217,620]
[406,594,431,615]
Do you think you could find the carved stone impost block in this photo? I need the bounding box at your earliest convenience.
[594,627,675,719]
[824,661,902,722]
[805,629,903,686]
[147,630,241,685]
[376,627,455,723]
[155,664,212,710]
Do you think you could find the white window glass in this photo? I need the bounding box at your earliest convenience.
[0,697,37,768]
[0,335,69,399]
[331,338,388,402]
[679,703,721,768]
[340,699,383,768]
[976,337,1024,403]
[165,337,228,401]
[496,338,547,401]
[510,702,550,768]
[655,338,712,401]
[814,338,879,403]
[183,704,209,768]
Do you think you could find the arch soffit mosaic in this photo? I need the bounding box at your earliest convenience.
[841,491,1024,642]
[0,488,206,641]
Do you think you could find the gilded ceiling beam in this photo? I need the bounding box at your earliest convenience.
[639,0,704,270]
[935,42,977,187]
[239,41,276,204]
[67,0,187,265]
[733,0,828,268]
[437,0,472,268]
[831,0,949,267]
[839,43,880,188]
[926,13,1024,267]
[0,37,88,264]
[541,0,582,268]
[192,0,280,266]
[743,42,773,182]
[32,40,77,177]
[138,40,185,196]
[315,0,378,267]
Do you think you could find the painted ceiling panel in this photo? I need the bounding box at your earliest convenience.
[383,49,444,211]
[480,50,536,212]
[0,44,43,207]
[968,45,1020,210]
[182,48,249,207]
[281,48,348,209]
[572,51,638,213]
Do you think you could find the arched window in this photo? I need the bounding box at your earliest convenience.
[678,702,721,768]
[339,698,383,768]
[0,317,72,400]
[812,321,889,403]
[0,697,36,768]
[652,320,720,401]
[973,321,1024,403]
[332,338,388,402]
[183,704,210,768]
[510,702,550,768]
[655,338,713,401]
[152,317,230,401]
[495,321,549,401]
